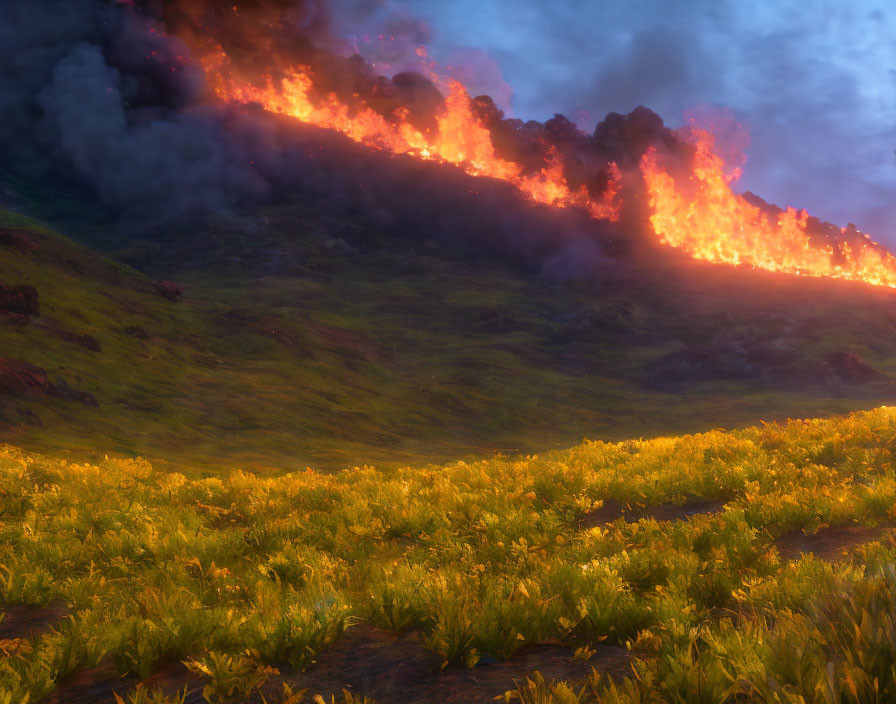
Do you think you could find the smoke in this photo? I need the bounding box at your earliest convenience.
[1,0,647,278]
[36,42,272,223]
[328,0,516,114]
[1,0,281,227]
[0,0,701,287]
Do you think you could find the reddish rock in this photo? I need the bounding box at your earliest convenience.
[153,280,183,300]
[825,351,878,383]
[0,226,39,252]
[0,358,48,395]
[813,351,879,385]
[0,359,96,406]
[52,328,102,352]
[48,380,99,407]
[123,326,149,339]
[0,282,39,316]
[0,311,30,326]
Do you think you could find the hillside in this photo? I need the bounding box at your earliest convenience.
[1,407,896,702]
[2,202,896,474]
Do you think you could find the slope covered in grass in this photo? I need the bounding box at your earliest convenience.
[2,407,896,702]
[3,204,896,474]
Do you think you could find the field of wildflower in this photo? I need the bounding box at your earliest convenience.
[1,407,896,702]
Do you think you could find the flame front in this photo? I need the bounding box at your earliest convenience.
[641,129,896,288]
[201,53,621,220]
[196,41,896,291]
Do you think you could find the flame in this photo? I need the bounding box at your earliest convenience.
[200,52,621,220]
[641,129,896,288]
[191,34,896,291]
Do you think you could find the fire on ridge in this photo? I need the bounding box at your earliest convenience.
[200,52,622,222]
[187,31,896,290]
[642,129,896,289]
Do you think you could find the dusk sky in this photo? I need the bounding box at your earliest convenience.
[333,0,896,243]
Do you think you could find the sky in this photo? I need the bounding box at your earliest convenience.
[331,0,896,242]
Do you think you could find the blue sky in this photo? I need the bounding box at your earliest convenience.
[332,0,895,242]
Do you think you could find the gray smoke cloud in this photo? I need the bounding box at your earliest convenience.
[1,0,284,228]
[37,41,270,223]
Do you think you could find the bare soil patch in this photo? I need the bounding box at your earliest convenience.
[43,659,202,704]
[579,498,727,529]
[267,624,633,704]
[776,523,896,562]
[0,600,69,641]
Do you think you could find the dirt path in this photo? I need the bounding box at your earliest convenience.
[0,600,69,641]
[44,624,634,704]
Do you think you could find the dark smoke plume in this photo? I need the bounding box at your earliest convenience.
[2,0,282,225]
[1,0,684,275]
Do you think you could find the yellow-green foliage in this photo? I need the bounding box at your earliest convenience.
[3,408,896,702]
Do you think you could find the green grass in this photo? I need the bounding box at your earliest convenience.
[2,407,896,702]
[2,205,896,474]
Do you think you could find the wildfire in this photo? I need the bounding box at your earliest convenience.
[641,130,896,288]
[191,32,896,291]
[200,53,621,220]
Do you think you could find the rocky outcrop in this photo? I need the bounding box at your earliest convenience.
[0,281,39,316]
[48,379,99,407]
[814,351,879,385]
[51,328,102,352]
[0,358,98,406]
[153,280,183,300]
[0,226,39,252]
[0,358,49,395]
[648,341,882,390]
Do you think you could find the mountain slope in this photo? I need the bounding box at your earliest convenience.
[1,203,895,472]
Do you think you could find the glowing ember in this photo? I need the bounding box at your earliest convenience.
[641,129,896,288]
[201,54,621,220]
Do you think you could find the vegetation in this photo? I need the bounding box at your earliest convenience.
[3,205,896,476]
[2,407,896,702]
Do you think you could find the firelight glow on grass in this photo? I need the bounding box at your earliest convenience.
[2,407,896,702]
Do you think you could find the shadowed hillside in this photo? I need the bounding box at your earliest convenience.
[1,200,895,473]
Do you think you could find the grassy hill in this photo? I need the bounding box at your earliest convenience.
[1,407,896,702]
[2,203,896,474]
[4,186,896,702]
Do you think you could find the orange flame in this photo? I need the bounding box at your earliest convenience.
[201,53,621,220]
[195,40,896,291]
[641,129,896,288]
